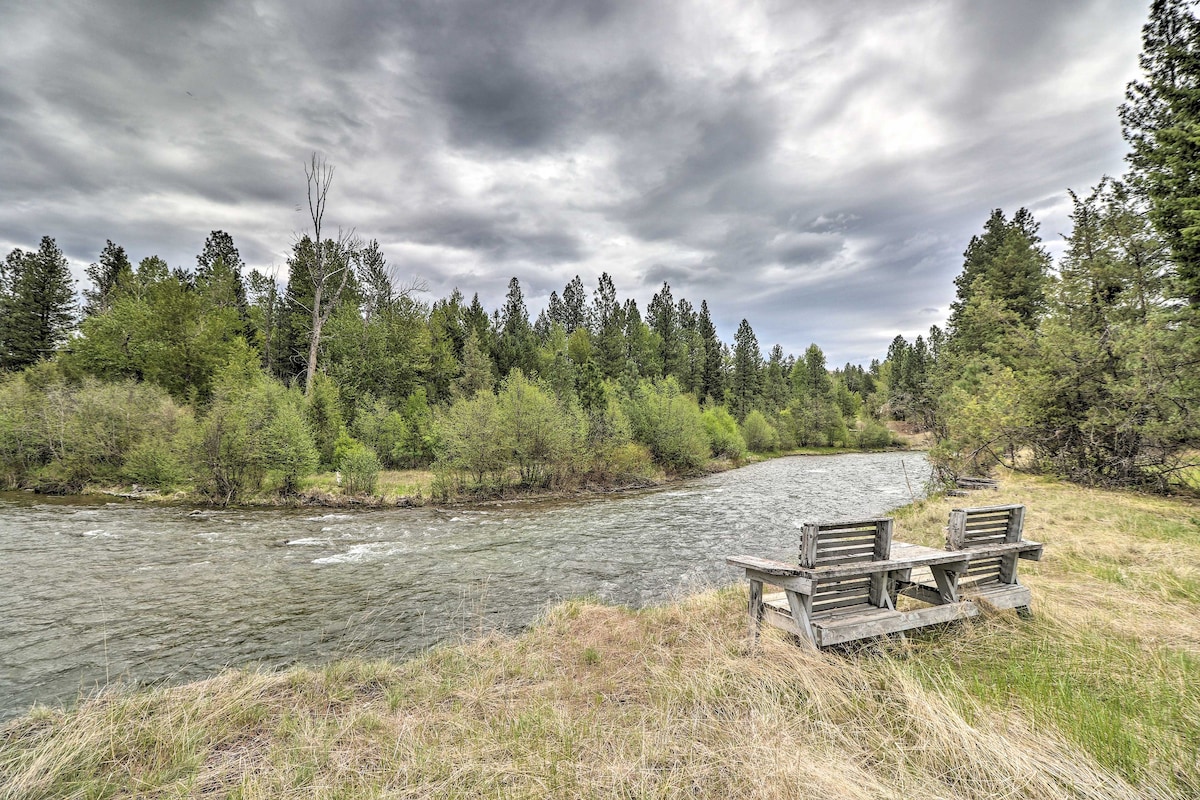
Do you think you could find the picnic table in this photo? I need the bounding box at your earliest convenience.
[727,505,1043,648]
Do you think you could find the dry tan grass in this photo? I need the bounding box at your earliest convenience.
[2,471,1198,798]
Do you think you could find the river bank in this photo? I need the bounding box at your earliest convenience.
[79,444,913,510]
[3,471,1199,797]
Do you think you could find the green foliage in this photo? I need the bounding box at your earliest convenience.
[64,258,248,402]
[740,409,779,453]
[323,294,430,410]
[947,208,1050,349]
[729,319,761,421]
[304,373,346,468]
[190,346,275,504]
[850,415,897,450]
[497,369,582,487]
[701,405,747,460]
[584,393,636,478]
[1121,0,1200,305]
[0,370,189,492]
[1,237,76,371]
[83,239,133,318]
[0,228,903,498]
[625,377,710,472]
[264,390,319,496]
[789,344,847,447]
[495,277,537,377]
[1021,181,1196,488]
[338,440,381,496]
[440,389,506,485]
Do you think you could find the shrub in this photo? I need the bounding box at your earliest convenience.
[741,409,780,453]
[339,442,381,496]
[439,389,506,486]
[701,406,748,460]
[624,377,710,472]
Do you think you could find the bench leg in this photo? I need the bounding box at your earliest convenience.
[748,578,764,642]
[784,589,818,648]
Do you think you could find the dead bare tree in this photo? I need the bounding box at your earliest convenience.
[301,153,359,395]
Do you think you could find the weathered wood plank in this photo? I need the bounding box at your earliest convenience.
[726,555,806,575]
[814,552,878,567]
[815,540,878,555]
[814,594,875,613]
[814,580,873,595]
[960,581,1032,610]
[952,503,1025,514]
[748,579,764,641]
[815,602,981,647]
[744,569,813,594]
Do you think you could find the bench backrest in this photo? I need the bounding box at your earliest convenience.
[800,518,893,612]
[947,504,1024,585]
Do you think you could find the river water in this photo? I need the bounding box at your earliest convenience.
[0,451,928,722]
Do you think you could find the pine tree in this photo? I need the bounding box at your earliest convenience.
[591,272,625,379]
[1,237,76,370]
[730,319,761,420]
[698,300,724,403]
[1120,0,1200,304]
[647,282,682,378]
[946,208,1050,357]
[83,239,133,317]
[561,275,588,333]
[196,230,249,321]
[495,277,536,377]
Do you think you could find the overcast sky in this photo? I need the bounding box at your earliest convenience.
[0,0,1148,365]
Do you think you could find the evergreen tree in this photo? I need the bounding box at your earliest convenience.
[356,239,392,323]
[591,272,625,379]
[762,344,789,414]
[647,281,682,378]
[622,299,657,384]
[195,230,249,325]
[456,329,495,397]
[246,270,282,375]
[948,208,1050,349]
[698,300,724,403]
[1,237,76,370]
[545,290,565,329]
[1024,179,1194,487]
[561,275,588,333]
[729,319,761,420]
[83,240,133,317]
[463,293,492,353]
[1120,0,1200,304]
[496,277,536,377]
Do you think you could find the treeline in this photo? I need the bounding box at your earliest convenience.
[0,230,902,502]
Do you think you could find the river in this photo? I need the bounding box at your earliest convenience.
[0,451,928,722]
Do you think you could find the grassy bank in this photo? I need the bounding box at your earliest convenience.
[3,472,1197,798]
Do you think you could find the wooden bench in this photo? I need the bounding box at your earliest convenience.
[728,518,981,648]
[898,503,1042,614]
[728,507,1046,648]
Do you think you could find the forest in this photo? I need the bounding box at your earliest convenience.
[0,1,1198,503]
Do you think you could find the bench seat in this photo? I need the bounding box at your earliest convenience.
[958,579,1032,610]
[763,591,980,647]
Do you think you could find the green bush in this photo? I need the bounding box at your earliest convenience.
[624,377,710,472]
[701,406,748,460]
[340,442,381,495]
[123,438,187,490]
[852,416,897,449]
[741,409,780,453]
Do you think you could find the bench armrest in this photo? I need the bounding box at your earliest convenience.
[726,555,804,575]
